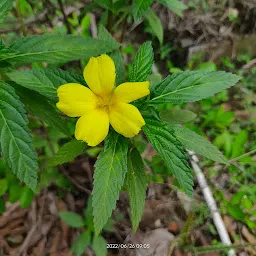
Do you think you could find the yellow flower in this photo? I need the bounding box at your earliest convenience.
[56,54,150,146]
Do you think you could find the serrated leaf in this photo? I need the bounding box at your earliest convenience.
[109,50,125,85]
[98,24,117,47]
[15,86,70,135]
[150,71,240,105]
[160,108,197,124]
[59,211,85,228]
[126,148,147,231]
[48,140,87,166]
[0,82,39,190]
[129,41,154,82]
[92,235,107,256]
[148,73,162,91]
[92,132,128,234]
[0,34,120,64]
[145,8,163,44]
[0,0,13,24]
[132,0,153,21]
[7,68,85,101]
[70,231,91,256]
[143,117,193,196]
[158,0,187,17]
[172,125,228,164]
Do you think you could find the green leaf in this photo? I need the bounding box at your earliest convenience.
[0,82,39,190]
[126,148,147,231]
[92,235,107,256]
[145,8,163,45]
[0,198,6,213]
[19,187,34,208]
[196,62,217,71]
[230,191,246,205]
[70,231,91,256]
[129,41,154,82]
[98,25,117,47]
[242,197,253,211]
[160,108,197,124]
[148,73,162,91]
[48,140,87,166]
[92,132,128,234]
[231,130,248,158]
[0,179,8,196]
[158,0,187,17]
[143,117,193,196]
[172,125,228,164]
[0,40,10,55]
[227,205,245,221]
[95,0,111,10]
[0,0,13,24]
[150,71,240,105]
[1,34,120,64]
[245,217,256,229]
[110,50,125,85]
[8,183,23,203]
[15,86,70,135]
[7,68,85,101]
[59,211,85,228]
[132,0,153,21]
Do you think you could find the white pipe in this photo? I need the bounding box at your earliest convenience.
[189,151,236,256]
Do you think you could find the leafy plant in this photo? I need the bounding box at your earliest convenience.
[0,1,241,239]
[59,198,107,256]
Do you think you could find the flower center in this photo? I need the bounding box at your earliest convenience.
[96,93,114,112]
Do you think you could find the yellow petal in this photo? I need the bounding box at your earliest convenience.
[56,83,98,117]
[83,54,116,101]
[75,108,109,146]
[112,81,150,103]
[109,103,145,138]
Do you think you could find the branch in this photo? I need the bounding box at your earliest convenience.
[188,151,236,256]
[229,148,256,163]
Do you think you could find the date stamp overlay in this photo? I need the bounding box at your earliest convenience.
[107,243,150,249]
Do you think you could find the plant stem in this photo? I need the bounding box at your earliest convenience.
[16,0,27,36]
[228,148,256,163]
[57,0,72,34]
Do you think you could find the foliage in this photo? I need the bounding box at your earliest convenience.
[0,0,247,249]
[92,132,129,235]
[59,198,108,256]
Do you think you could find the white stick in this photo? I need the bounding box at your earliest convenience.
[189,151,236,256]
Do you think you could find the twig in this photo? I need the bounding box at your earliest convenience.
[58,165,92,195]
[89,13,97,38]
[0,10,48,34]
[57,0,72,34]
[228,148,256,163]
[242,59,256,70]
[186,243,256,254]
[120,16,128,43]
[188,151,236,256]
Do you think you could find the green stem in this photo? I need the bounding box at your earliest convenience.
[16,0,26,36]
